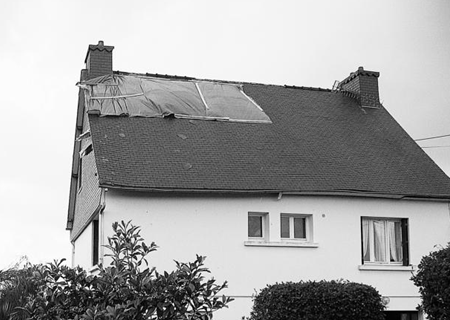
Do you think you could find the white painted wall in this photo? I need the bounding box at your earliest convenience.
[73,222,92,269]
[73,190,450,320]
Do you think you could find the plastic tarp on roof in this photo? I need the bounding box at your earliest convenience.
[79,74,272,123]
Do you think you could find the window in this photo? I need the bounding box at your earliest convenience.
[77,158,83,191]
[92,219,99,266]
[78,143,92,192]
[361,218,409,266]
[384,311,418,320]
[281,214,307,240]
[245,212,318,248]
[248,212,268,239]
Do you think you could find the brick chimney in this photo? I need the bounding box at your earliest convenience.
[84,40,114,80]
[338,67,380,108]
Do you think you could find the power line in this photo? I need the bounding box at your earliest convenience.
[421,145,450,149]
[415,134,450,142]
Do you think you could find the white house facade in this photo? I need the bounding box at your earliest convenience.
[72,190,450,319]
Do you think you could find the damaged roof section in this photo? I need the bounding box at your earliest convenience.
[78,74,272,123]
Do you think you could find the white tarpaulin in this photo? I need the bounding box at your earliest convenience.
[79,74,272,123]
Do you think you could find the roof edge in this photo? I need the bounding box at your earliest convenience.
[98,184,450,202]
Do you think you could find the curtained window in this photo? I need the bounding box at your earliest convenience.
[361,218,409,266]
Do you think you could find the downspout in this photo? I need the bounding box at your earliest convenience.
[71,242,76,268]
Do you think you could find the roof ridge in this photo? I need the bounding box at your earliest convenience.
[283,84,332,92]
[113,70,332,93]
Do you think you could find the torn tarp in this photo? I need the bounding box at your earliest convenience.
[79,74,272,123]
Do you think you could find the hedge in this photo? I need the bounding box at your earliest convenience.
[411,244,450,319]
[249,280,385,320]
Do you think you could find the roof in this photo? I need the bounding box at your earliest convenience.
[85,71,450,200]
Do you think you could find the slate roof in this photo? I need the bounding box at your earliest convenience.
[87,72,450,200]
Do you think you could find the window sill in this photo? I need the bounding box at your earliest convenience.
[358,265,414,271]
[244,241,319,248]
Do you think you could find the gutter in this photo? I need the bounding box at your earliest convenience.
[98,183,450,202]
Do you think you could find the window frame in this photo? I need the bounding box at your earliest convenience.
[245,212,318,248]
[248,212,269,240]
[361,217,409,266]
[280,213,310,241]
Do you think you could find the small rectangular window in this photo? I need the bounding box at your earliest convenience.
[281,214,310,241]
[92,219,99,266]
[361,217,409,266]
[77,158,83,191]
[384,311,418,320]
[280,216,290,238]
[248,212,268,239]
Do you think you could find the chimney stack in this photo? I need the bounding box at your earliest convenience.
[338,67,380,108]
[84,40,114,80]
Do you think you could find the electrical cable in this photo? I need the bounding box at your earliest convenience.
[421,145,450,149]
[415,134,450,142]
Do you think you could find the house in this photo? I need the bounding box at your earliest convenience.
[67,41,450,320]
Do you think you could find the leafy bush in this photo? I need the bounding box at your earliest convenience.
[249,280,385,320]
[411,244,450,320]
[0,262,43,320]
[1,221,232,320]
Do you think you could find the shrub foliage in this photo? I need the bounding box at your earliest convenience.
[411,244,450,320]
[0,221,232,320]
[0,262,42,320]
[249,280,385,320]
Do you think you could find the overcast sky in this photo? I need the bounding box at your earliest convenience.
[0,0,449,270]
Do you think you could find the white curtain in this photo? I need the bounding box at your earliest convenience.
[362,219,370,261]
[373,220,386,262]
[388,221,403,262]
